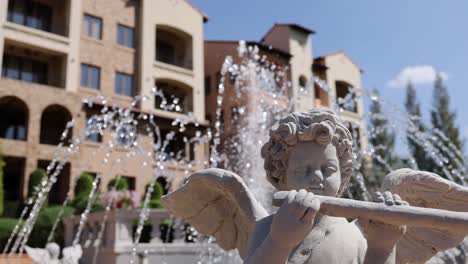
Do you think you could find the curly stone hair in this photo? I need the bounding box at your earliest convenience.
[260,109,354,196]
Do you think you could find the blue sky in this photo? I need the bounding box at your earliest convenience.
[192,0,468,153]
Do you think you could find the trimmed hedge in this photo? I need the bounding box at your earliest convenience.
[28,169,48,199]
[71,173,94,214]
[0,217,20,250]
[28,206,75,248]
[145,182,164,209]
[74,173,94,199]
[107,177,129,191]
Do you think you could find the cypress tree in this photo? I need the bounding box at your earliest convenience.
[430,73,464,179]
[368,88,398,185]
[404,81,433,171]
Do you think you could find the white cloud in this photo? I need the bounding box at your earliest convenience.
[387,65,449,88]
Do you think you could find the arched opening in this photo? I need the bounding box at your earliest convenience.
[0,96,28,140]
[299,75,307,88]
[40,104,72,145]
[335,80,357,113]
[155,79,193,114]
[156,176,169,195]
[156,25,193,70]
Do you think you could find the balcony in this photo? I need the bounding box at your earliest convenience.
[335,80,358,113]
[155,26,193,70]
[155,79,193,115]
[2,41,67,88]
[7,0,70,37]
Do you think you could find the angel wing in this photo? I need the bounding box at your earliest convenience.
[25,246,51,264]
[61,245,82,264]
[161,168,268,259]
[382,168,468,264]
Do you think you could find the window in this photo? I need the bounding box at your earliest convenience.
[2,55,47,84]
[117,24,134,48]
[85,112,102,143]
[204,76,211,96]
[115,72,134,97]
[83,14,102,39]
[7,0,52,32]
[81,64,100,90]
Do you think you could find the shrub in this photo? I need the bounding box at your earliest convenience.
[144,182,164,209]
[3,201,20,218]
[0,217,20,250]
[28,169,48,199]
[71,173,94,213]
[107,177,128,191]
[28,206,75,248]
[74,173,94,199]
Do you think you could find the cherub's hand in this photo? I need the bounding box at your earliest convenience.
[359,191,408,249]
[270,189,320,249]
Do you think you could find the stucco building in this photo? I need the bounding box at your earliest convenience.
[0,0,209,211]
[205,23,368,153]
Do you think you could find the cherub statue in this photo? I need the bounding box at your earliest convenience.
[162,109,468,264]
[25,242,82,264]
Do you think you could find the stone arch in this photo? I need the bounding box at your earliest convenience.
[40,104,72,145]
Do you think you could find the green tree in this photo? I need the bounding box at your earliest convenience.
[430,74,464,178]
[404,81,433,171]
[368,88,398,186]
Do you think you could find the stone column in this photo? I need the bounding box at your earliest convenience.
[0,0,8,73]
[65,0,82,92]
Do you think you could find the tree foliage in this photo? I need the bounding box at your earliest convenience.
[404,81,434,171]
[368,88,398,186]
[430,74,465,179]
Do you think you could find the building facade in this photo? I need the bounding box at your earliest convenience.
[0,0,209,209]
[204,23,368,153]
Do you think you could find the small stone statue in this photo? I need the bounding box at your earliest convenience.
[25,242,82,264]
[162,109,468,264]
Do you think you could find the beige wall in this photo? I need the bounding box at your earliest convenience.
[323,52,368,151]
[79,0,138,105]
[140,0,205,121]
[288,29,314,111]
[262,25,315,111]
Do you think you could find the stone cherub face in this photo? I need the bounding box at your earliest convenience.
[285,142,341,196]
[261,109,353,197]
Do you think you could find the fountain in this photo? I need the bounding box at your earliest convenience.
[2,41,467,263]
